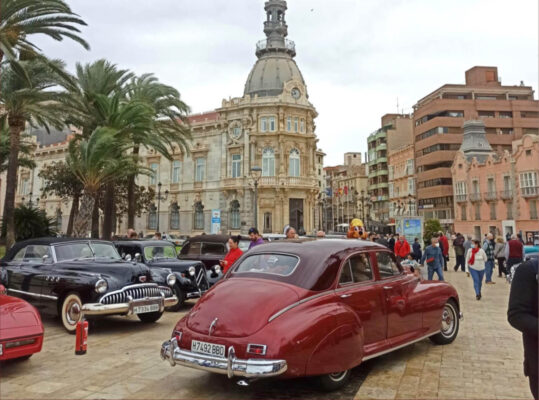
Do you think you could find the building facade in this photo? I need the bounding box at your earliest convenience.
[452,120,539,243]
[3,0,323,237]
[388,144,416,222]
[414,66,539,231]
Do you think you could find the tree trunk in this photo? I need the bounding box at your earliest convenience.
[127,144,140,229]
[102,182,115,240]
[2,117,24,248]
[91,201,100,238]
[72,193,95,238]
[66,193,80,237]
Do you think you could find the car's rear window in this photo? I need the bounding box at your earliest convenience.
[234,254,299,277]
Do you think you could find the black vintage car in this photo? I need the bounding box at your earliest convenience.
[0,238,178,332]
[178,235,254,283]
[114,240,211,310]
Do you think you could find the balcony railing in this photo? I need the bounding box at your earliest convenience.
[521,186,539,198]
[455,194,467,203]
[469,192,482,202]
[484,191,498,201]
[500,190,513,200]
[256,38,296,56]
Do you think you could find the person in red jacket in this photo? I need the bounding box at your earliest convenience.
[394,235,411,262]
[438,231,450,271]
[220,235,244,274]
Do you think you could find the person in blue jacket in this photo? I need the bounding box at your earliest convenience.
[412,237,422,262]
[420,237,445,281]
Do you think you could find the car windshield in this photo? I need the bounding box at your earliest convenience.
[144,246,177,261]
[55,243,95,261]
[233,254,299,277]
[92,243,121,260]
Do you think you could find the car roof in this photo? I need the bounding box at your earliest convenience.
[186,234,249,243]
[3,237,112,260]
[114,240,175,247]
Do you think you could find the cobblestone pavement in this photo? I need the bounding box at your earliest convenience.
[1,266,532,400]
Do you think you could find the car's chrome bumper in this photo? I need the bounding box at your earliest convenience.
[81,295,178,316]
[160,337,287,379]
[459,311,464,320]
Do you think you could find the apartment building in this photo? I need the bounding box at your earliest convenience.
[388,144,416,221]
[413,66,539,231]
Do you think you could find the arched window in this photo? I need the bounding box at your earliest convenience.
[148,204,157,230]
[229,200,240,230]
[289,149,300,177]
[194,201,204,230]
[262,148,275,177]
[170,202,180,230]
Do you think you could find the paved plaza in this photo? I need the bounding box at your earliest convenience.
[1,266,532,400]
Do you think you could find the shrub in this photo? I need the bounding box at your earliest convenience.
[423,219,442,246]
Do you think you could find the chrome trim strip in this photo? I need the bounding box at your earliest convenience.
[268,291,333,322]
[361,331,439,361]
[82,295,178,316]
[7,288,58,301]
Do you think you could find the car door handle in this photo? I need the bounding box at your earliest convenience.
[340,294,352,298]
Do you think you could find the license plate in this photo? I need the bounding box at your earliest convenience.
[191,340,225,357]
[133,304,159,314]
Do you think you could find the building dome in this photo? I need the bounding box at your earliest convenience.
[244,0,307,98]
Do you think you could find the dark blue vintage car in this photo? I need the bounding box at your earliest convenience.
[0,238,178,332]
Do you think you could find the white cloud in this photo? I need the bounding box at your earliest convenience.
[36,0,538,164]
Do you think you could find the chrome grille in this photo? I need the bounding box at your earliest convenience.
[100,284,173,305]
[195,266,209,291]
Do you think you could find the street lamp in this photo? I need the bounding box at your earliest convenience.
[250,166,262,230]
[156,182,169,233]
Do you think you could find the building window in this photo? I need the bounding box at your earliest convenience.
[269,116,276,131]
[388,166,394,180]
[263,212,272,233]
[294,117,299,132]
[148,204,157,230]
[474,203,481,220]
[406,159,414,175]
[195,158,205,182]
[472,180,480,194]
[229,200,240,229]
[19,177,29,195]
[171,160,181,183]
[507,201,513,220]
[389,202,394,218]
[260,117,268,132]
[408,178,415,195]
[262,147,275,177]
[170,202,180,230]
[289,149,300,177]
[490,202,496,220]
[461,205,467,221]
[300,119,305,132]
[149,163,159,185]
[194,202,204,230]
[530,200,538,220]
[231,154,242,178]
[388,183,394,198]
[409,201,416,216]
[487,177,495,194]
[287,117,291,131]
[520,171,538,196]
[56,209,62,231]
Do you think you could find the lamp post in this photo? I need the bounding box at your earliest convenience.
[250,166,262,230]
[156,182,169,233]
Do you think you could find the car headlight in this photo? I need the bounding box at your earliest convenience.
[188,266,196,276]
[167,273,176,287]
[214,265,221,273]
[95,279,108,294]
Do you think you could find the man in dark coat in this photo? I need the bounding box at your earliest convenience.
[508,258,538,400]
[412,238,422,262]
[453,233,466,272]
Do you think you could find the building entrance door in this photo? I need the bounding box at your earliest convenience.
[289,199,304,233]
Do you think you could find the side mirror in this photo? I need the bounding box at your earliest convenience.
[134,253,141,262]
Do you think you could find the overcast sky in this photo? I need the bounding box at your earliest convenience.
[34,0,538,165]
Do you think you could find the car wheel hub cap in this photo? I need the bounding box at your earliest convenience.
[329,371,347,382]
[441,306,455,337]
[67,301,81,325]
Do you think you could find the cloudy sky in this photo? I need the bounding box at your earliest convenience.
[35,0,538,165]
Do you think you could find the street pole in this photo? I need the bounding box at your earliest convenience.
[157,182,162,232]
[250,166,262,231]
[254,180,258,230]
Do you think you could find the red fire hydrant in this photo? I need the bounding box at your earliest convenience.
[75,319,88,355]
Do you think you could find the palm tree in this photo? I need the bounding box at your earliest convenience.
[0,0,89,63]
[0,116,36,172]
[0,59,67,248]
[124,73,191,227]
[67,127,137,238]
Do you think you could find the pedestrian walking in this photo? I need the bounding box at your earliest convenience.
[483,233,496,284]
[453,233,466,272]
[248,227,264,249]
[420,237,445,281]
[388,234,396,252]
[412,237,422,262]
[438,231,449,271]
[507,258,538,400]
[463,235,473,276]
[394,235,410,262]
[494,236,507,277]
[466,239,487,300]
[505,234,525,271]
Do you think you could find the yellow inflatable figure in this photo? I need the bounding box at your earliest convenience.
[347,218,368,239]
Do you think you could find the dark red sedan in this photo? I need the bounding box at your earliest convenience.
[161,240,462,390]
[0,284,44,361]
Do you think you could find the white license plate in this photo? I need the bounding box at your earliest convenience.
[191,340,225,357]
[133,304,159,314]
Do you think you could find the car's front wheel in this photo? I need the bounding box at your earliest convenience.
[429,299,460,345]
[166,285,185,312]
[318,369,351,391]
[59,292,83,333]
[137,311,164,323]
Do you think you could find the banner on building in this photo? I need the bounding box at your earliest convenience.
[211,209,221,234]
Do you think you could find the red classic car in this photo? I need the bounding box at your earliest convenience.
[0,284,44,361]
[161,240,462,390]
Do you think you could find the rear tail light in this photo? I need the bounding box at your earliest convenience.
[6,338,36,348]
[173,330,183,344]
[247,344,267,355]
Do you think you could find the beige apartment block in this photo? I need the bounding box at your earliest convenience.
[388,144,416,223]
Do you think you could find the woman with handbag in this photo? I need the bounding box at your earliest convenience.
[494,236,506,277]
[466,239,488,300]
